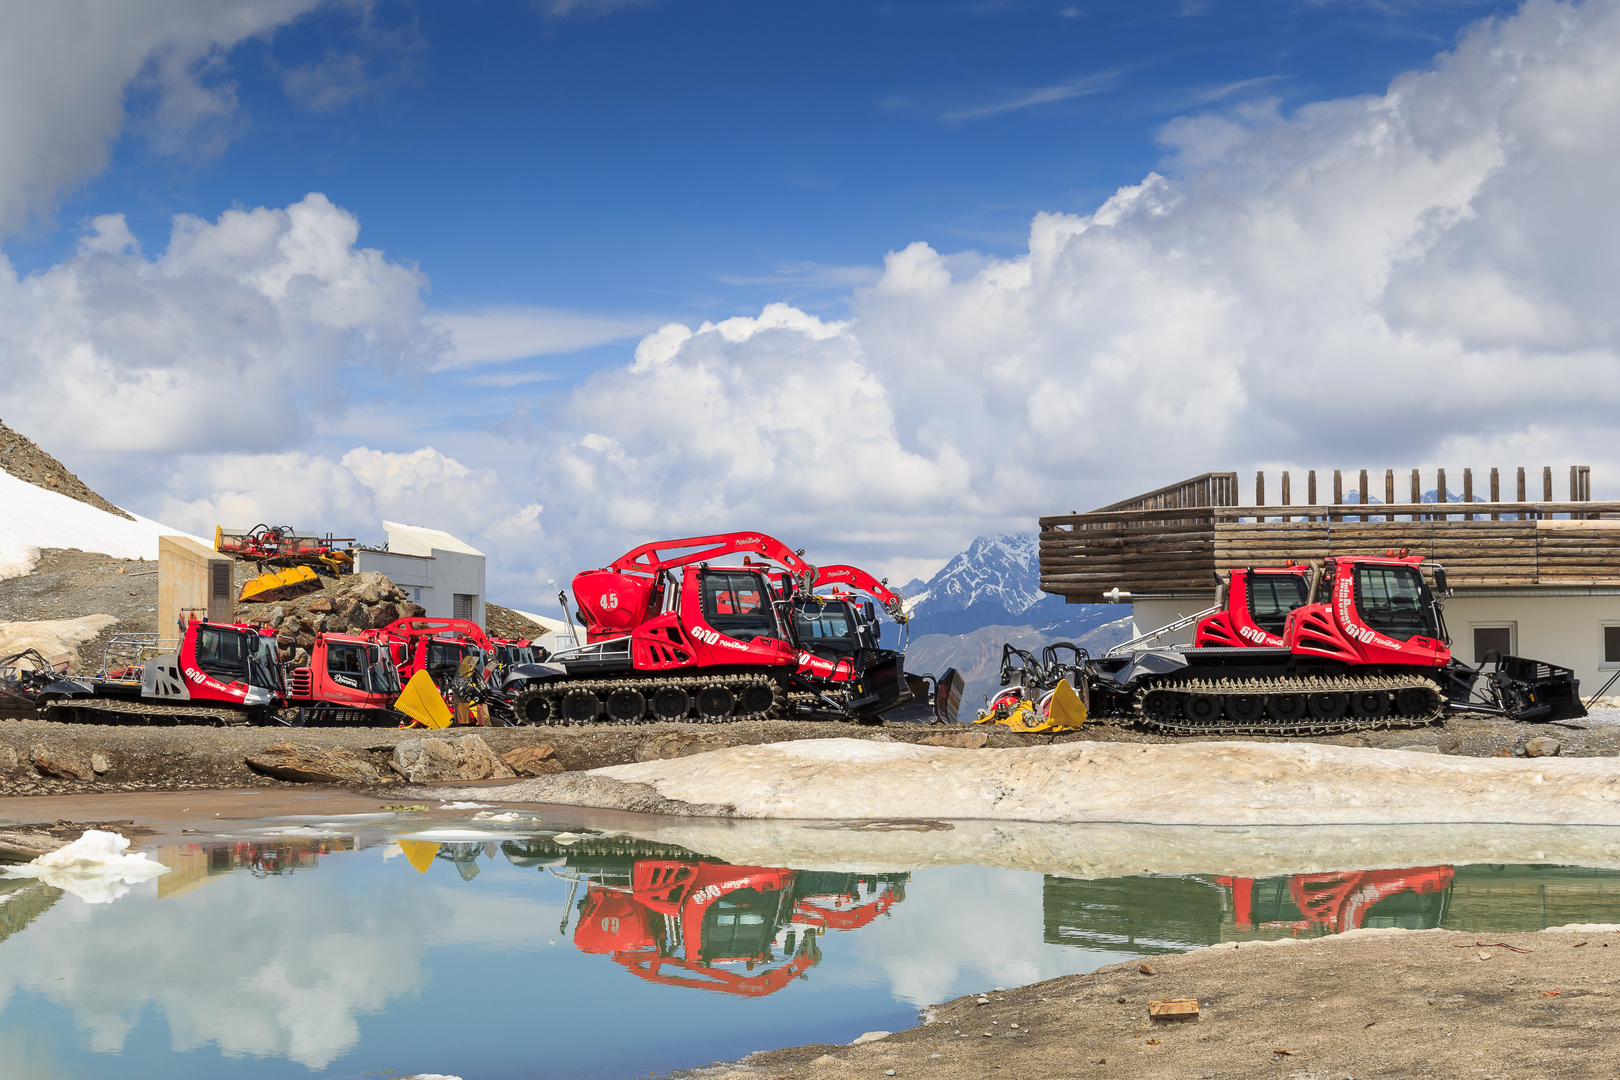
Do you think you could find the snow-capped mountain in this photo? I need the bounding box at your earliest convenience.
[899,532,1108,638]
[893,531,1131,712]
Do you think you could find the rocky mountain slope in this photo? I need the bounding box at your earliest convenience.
[894,532,1130,711]
[0,417,130,520]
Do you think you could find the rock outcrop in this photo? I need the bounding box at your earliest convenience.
[391,735,515,783]
[245,742,382,784]
[501,744,564,776]
[244,571,426,662]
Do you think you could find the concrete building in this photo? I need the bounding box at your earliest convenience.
[158,535,234,638]
[1039,467,1620,695]
[354,521,486,629]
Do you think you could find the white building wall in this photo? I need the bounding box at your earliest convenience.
[1129,597,1215,648]
[354,543,486,630]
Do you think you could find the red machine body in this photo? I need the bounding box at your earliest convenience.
[163,619,287,709]
[366,617,496,683]
[570,532,811,674]
[1194,567,1311,648]
[1282,555,1451,668]
[285,633,402,722]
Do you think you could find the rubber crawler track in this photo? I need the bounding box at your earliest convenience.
[1132,673,1446,737]
[509,672,784,726]
[41,699,254,726]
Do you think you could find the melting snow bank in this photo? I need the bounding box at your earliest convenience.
[0,830,169,903]
[445,738,1620,826]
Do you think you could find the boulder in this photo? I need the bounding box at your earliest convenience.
[295,632,316,650]
[356,584,383,606]
[917,730,989,749]
[391,735,516,783]
[90,752,110,775]
[266,605,287,624]
[356,571,396,592]
[245,742,382,784]
[0,747,17,769]
[32,747,93,781]
[307,597,334,613]
[636,732,729,762]
[502,744,564,776]
[1524,735,1563,758]
[337,598,366,624]
[366,603,395,629]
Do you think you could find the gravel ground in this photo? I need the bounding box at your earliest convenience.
[708,926,1620,1080]
[0,548,159,683]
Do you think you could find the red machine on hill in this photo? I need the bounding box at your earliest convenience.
[505,532,910,726]
[39,619,288,725]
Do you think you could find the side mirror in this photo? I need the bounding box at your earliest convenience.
[1434,567,1449,592]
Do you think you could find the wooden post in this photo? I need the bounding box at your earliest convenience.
[1385,469,1395,516]
[1490,467,1500,521]
[1331,470,1342,522]
[1463,468,1474,521]
[1255,471,1265,521]
[1543,466,1553,502]
[1308,470,1317,521]
[1517,466,1526,521]
[1281,470,1291,523]
[1437,468,1448,520]
[1410,469,1421,520]
[1359,468,1369,522]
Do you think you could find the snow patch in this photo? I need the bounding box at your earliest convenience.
[0,830,169,903]
[0,615,117,668]
[0,468,207,580]
[589,738,1620,826]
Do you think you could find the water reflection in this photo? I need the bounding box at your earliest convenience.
[1044,864,1620,953]
[2,817,1619,1080]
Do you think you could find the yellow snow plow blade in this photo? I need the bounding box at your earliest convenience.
[396,840,441,873]
[238,565,320,603]
[395,670,453,729]
[1047,678,1087,730]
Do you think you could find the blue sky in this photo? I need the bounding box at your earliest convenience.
[3,0,1614,605]
[13,0,1514,317]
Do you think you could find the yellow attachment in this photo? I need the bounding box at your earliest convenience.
[976,679,1087,733]
[395,670,453,729]
[396,840,441,873]
[1047,678,1088,730]
[238,565,321,603]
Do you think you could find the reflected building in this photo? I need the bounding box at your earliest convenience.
[501,836,908,997]
[1044,864,1620,950]
[156,838,356,899]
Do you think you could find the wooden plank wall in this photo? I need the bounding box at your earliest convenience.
[1040,504,1620,599]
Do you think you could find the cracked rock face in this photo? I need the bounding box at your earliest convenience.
[391,735,515,783]
[245,743,380,785]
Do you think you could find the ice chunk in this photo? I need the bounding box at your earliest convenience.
[0,830,169,904]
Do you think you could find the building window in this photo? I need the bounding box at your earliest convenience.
[1472,625,1514,663]
[1605,626,1620,666]
[453,593,477,620]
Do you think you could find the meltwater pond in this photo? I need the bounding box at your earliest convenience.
[3,807,1620,1080]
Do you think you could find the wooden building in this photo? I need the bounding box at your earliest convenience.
[1039,467,1620,695]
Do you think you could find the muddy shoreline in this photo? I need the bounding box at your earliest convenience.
[1,709,1610,797]
[701,926,1620,1080]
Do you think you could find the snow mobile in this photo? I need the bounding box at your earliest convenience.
[996,553,1585,737]
[503,532,916,726]
[38,620,288,725]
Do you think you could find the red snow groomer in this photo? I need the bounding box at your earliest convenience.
[505,532,910,725]
[38,619,288,725]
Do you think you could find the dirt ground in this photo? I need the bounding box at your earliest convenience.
[0,707,1612,797]
[714,926,1620,1080]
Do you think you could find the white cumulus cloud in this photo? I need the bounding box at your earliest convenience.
[517,0,1620,580]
